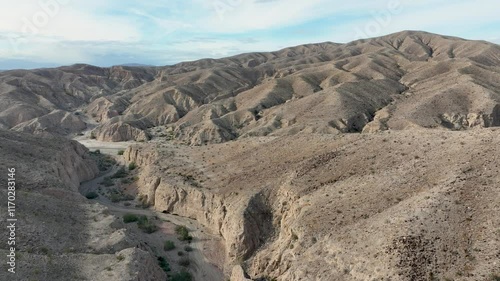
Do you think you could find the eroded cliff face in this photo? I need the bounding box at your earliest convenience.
[55,140,100,190]
[124,145,279,276]
[92,121,150,142]
[123,130,500,281]
[0,131,166,281]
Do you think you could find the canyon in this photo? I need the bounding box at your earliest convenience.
[0,31,499,280]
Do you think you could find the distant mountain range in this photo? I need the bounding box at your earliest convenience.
[1,31,499,144]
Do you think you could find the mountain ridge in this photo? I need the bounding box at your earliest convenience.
[1,30,499,144]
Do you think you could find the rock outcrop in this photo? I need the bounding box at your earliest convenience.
[92,120,150,142]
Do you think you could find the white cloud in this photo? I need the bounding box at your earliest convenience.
[0,0,499,68]
[0,0,140,42]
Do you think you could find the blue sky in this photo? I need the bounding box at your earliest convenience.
[0,0,499,69]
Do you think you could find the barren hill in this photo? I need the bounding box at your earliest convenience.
[0,31,499,281]
[1,31,499,144]
[125,129,500,281]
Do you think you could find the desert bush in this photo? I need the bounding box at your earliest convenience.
[91,153,117,172]
[137,216,158,233]
[177,251,184,256]
[117,150,125,155]
[128,162,137,170]
[123,213,139,223]
[175,226,193,242]
[85,192,98,199]
[164,240,175,251]
[184,245,193,252]
[157,256,170,272]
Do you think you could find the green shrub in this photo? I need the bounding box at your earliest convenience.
[184,245,193,252]
[177,251,184,256]
[175,226,193,242]
[117,150,125,155]
[123,214,139,223]
[157,256,170,272]
[170,271,192,281]
[164,240,175,251]
[85,192,99,199]
[137,216,158,233]
[128,162,137,170]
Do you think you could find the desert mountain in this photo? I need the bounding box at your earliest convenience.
[0,31,499,281]
[0,31,499,144]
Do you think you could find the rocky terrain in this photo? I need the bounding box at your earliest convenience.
[1,31,499,144]
[0,31,499,281]
[0,130,167,281]
[124,129,500,281]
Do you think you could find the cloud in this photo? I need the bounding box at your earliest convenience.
[0,0,141,42]
[0,0,499,69]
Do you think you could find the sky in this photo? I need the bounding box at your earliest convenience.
[0,0,499,69]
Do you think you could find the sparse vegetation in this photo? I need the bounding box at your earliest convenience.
[121,178,132,184]
[137,215,158,233]
[123,213,139,223]
[164,240,175,251]
[117,150,125,155]
[85,191,98,199]
[112,167,128,178]
[184,245,193,252]
[109,190,134,202]
[175,225,193,242]
[157,256,170,272]
[100,176,114,187]
[89,151,117,171]
[137,194,150,208]
[128,162,137,170]
[170,271,193,281]
[178,257,190,267]
[116,254,125,261]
